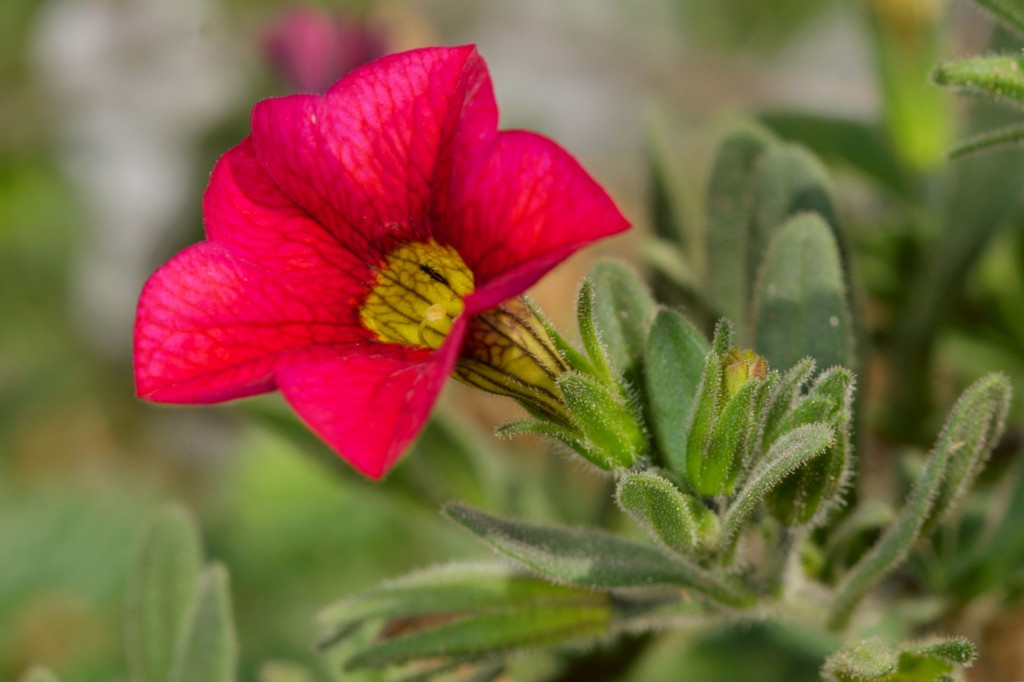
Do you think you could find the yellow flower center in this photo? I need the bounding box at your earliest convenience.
[360,240,475,349]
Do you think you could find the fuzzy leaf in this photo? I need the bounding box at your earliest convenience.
[905,636,975,666]
[645,309,709,472]
[588,260,658,383]
[704,124,773,335]
[616,471,719,555]
[318,562,606,638]
[169,564,237,682]
[685,350,723,487]
[768,368,854,526]
[759,358,816,453]
[823,635,976,681]
[751,144,839,251]
[710,318,735,357]
[923,373,1011,534]
[971,0,1024,36]
[821,637,898,681]
[443,502,751,606]
[948,123,1024,159]
[933,55,1024,107]
[701,380,761,496]
[752,213,853,372]
[560,372,645,469]
[759,111,911,196]
[126,504,203,682]
[719,424,833,555]
[828,374,1011,630]
[317,563,610,671]
[345,606,610,670]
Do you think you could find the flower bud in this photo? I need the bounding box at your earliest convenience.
[687,347,768,496]
[767,367,854,526]
[722,347,767,400]
[454,297,571,426]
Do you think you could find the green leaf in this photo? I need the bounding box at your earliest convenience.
[751,143,839,250]
[346,607,610,670]
[933,55,1024,107]
[559,372,646,469]
[719,424,834,558]
[766,397,832,447]
[752,213,853,372]
[126,504,203,682]
[685,350,723,489]
[758,111,911,196]
[318,562,606,638]
[923,373,1011,534]
[443,502,752,606]
[644,309,709,471]
[768,368,855,526]
[759,358,816,454]
[823,635,976,682]
[948,122,1024,159]
[705,124,773,337]
[318,563,613,673]
[710,318,734,357]
[616,471,719,555]
[170,564,237,682]
[821,637,898,681]
[828,374,1011,630]
[588,260,658,383]
[701,379,761,496]
[904,636,975,666]
[971,0,1024,36]
[17,668,60,682]
[646,114,692,248]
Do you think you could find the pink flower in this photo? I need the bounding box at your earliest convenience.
[264,8,386,93]
[134,46,629,478]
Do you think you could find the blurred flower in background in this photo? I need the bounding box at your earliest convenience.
[264,7,387,93]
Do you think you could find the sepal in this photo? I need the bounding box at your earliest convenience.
[559,372,646,470]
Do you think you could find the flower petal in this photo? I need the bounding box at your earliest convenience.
[438,130,631,312]
[134,242,369,403]
[250,45,497,258]
[276,320,466,478]
[204,138,371,287]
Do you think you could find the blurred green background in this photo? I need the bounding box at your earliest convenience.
[3,0,1024,680]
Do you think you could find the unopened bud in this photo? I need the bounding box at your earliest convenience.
[454,297,571,425]
[722,348,767,401]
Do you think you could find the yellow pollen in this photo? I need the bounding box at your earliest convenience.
[360,240,474,350]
